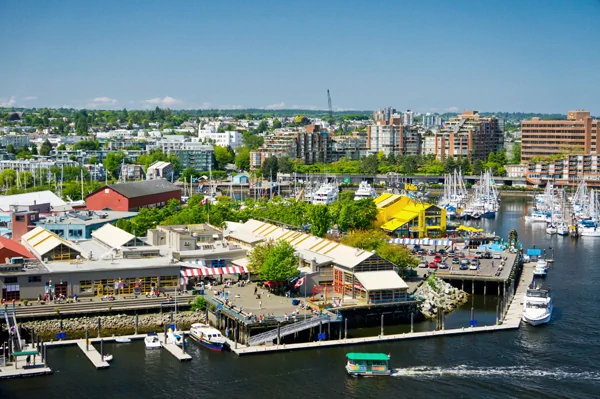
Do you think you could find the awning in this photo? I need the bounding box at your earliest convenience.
[388,238,452,246]
[179,260,206,267]
[180,266,248,277]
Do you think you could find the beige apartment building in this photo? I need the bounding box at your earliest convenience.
[521,110,598,163]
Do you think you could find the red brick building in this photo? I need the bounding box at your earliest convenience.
[86,180,182,212]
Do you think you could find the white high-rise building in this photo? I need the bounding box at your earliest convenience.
[402,110,414,126]
[198,126,243,150]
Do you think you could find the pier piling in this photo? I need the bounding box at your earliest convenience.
[344,318,348,339]
[277,323,281,345]
[97,318,101,338]
[135,314,139,334]
[85,329,89,351]
[100,339,104,358]
[381,314,384,336]
[411,312,414,333]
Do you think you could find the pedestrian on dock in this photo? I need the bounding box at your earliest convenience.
[259,300,262,309]
[254,286,258,295]
[26,355,31,366]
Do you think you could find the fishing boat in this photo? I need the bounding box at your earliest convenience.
[354,181,377,201]
[345,353,392,376]
[189,323,228,352]
[115,337,131,343]
[167,328,184,346]
[522,284,553,326]
[144,332,161,349]
[103,354,113,362]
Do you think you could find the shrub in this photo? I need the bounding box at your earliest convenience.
[191,296,207,311]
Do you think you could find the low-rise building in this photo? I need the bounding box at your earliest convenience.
[35,210,137,240]
[525,154,600,187]
[374,194,447,238]
[86,180,182,211]
[146,161,174,180]
[198,126,243,150]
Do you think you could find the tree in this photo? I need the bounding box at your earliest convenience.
[30,145,38,156]
[214,145,234,169]
[5,144,16,154]
[444,156,457,173]
[377,243,419,271]
[511,143,521,164]
[272,119,282,129]
[56,144,66,151]
[261,157,278,179]
[235,146,250,171]
[256,120,268,133]
[104,151,126,177]
[359,154,379,174]
[250,241,299,282]
[40,139,53,156]
[73,140,100,151]
[341,229,389,251]
[74,110,89,135]
[242,131,264,150]
[308,205,330,237]
[278,157,294,174]
[89,156,98,164]
[473,159,484,175]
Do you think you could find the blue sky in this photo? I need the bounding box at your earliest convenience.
[1,0,599,113]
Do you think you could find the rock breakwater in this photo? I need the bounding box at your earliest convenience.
[414,276,469,319]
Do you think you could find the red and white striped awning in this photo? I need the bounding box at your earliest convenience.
[180,266,248,277]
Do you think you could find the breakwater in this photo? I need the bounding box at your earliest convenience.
[415,277,469,319]
[15,311,207,341]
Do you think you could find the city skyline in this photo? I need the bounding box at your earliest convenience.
[1,0,599,113]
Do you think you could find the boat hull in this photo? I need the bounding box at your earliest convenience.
[189,332,227,352]
[480,211,496,219]
[522,312,552,326]
[345,366,391,377]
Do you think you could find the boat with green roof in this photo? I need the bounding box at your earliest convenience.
[345,353,392,376]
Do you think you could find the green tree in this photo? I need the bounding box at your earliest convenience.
[242,131,264,150]
[377,243,418,271]
[444,156,457,173]
[0,169,17,187]
[341,229,389,251]
[511,143,521,164]
[5,144,16,154]
[277,157,294,174]
[30,145,38,155]
[89,156,98,164]
[359,154,379,174]
[256,120,268,133]
[235,146,250,171]
[73,140,100,151]
[214,145,234,169]
[104,151,126,177]
[261,157,278,179]
[272,119,282,129]
[56,144,66,151]
[75,110,89,135]
[40,139,53,156]
[473,159,484,175]
[249,241,299,282]
[308,205,330,237]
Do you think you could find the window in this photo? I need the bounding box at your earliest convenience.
[15,215,24,221]
[4,276,18,284]
[28,276,42,283]
[79,280,92,294]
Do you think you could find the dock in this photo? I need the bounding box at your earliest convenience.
[503,261,536,325]
[159,335,192,361]
[76,339,109,369]
[0,345,52,379]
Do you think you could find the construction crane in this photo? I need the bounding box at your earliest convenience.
[327,89,333,121]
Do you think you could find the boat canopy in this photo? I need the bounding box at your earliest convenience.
[346,353,390,361]
[526,248,542,256]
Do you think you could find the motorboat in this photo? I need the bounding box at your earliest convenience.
[115,337,131,343]
[525,211,551,223]
[545,224,557,235]
[103,354,113,362]
[536,259,548,269]
[189,323,228,352]
[522,284,553,326]
[557,221,569,236]
[144,332,161,349]
[354,181,377,201]
[167,328,184,346]
[312,183,338,205]
[533,262,547,277]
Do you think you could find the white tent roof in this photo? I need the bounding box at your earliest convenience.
[0,190,69,211]
[354,271,409,291]
[91,224,135,248]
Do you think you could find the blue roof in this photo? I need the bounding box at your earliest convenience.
[527,248,542,256]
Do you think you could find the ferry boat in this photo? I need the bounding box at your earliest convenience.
[354,181,377,201]
[345,352,392,376]
[312,182,338,205]
[522,284,553,326]
[189,323,228,352]
[144,332,161,349]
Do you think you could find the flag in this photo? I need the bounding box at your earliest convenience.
[201,197,210,205]
[294,276,305,289]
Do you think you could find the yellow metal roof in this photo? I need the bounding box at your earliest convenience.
[381,216,413,232]
[373,193,393,205]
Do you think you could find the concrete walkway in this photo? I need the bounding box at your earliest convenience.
[503,262,535,326]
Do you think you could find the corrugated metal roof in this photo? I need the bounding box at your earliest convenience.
[95,180,181,199]
[91,224,135,248]
[354,271,409,291]
[21,227,83,259]
[0,190,68,211]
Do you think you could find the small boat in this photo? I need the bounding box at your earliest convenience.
[167,328,184,346]
[115,337,131,343]
[354,181,378,201]
[144,332,161,349]
[536,259,548,269]
[346,352,392,376]
[545,224,557,234]
[522,284,553,326]
[557,222,569,236]
[533,263,547,277]
[103,354,113,362]
[189,323,228,352]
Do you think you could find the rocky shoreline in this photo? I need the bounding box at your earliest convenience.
[414,276,469,319]
[18,310,207,340]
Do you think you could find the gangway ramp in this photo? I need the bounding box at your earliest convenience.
[248,313,340,346]
[2,308,22,352]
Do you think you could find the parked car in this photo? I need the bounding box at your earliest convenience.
[418,262,428,268]
[456,251,466,258]
[469,263,478,271]
[483,252,492,259]
[417,249,427,255]
[493,253,502,259]
[428,262,438,269]
[433,255,443,263]
[474,251,483,259]
[452,257,460,264]
[447,249,456,255]
[460,259,470,267]
[427,249,435,255]
[438,249,447,256]
[459,263,469,270]
[438,262,449,269]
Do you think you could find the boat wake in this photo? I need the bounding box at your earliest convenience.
[392,365,600,380]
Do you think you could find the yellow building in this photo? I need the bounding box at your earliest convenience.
[374,194,446,238]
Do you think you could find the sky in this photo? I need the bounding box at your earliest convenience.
[1,0,599,113]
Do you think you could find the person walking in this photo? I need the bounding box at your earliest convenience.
[259,300,262,309]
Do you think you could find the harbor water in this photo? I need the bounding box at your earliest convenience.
[2,196,600,398]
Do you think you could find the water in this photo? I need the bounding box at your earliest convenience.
[3,196,600,399]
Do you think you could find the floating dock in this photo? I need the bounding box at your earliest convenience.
[0,347,52,379]
[76,340,109,369]
[159,335,192,361]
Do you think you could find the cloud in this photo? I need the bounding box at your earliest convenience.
[0,96,16,107]
[217,104,245,110]
[87,96,119,108]
[263,101,286,110]
[143,96,182,107]
[290,104,322,110]
[23,96,37,101]
[445,106,459,112]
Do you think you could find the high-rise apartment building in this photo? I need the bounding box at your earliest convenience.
[433,110,503,161]
[373,107,396,123]
[367,121,421,156]
[520,110,598,163]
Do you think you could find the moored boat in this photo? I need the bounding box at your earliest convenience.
[522,284,553,326]
[115,337,131,343]
[167,328,184,346]
[103,354,113,362]
[144,332,161,349]
[354,181,377,201]
[345,352,392,376]
[189,323,228,352]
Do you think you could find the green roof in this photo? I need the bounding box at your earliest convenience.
[346,352,390,361]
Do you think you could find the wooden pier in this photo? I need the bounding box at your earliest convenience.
[76,339,109,369]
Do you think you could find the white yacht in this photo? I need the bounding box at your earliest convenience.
[545,223,557,235]
[525,211,551,223]
[167,328,184,346]
[354,181,377,201]
[312,183,338,205]
[144,332,161,349]
[533,262,547,277]
[522,284,553,326]
[189,323,229,352]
